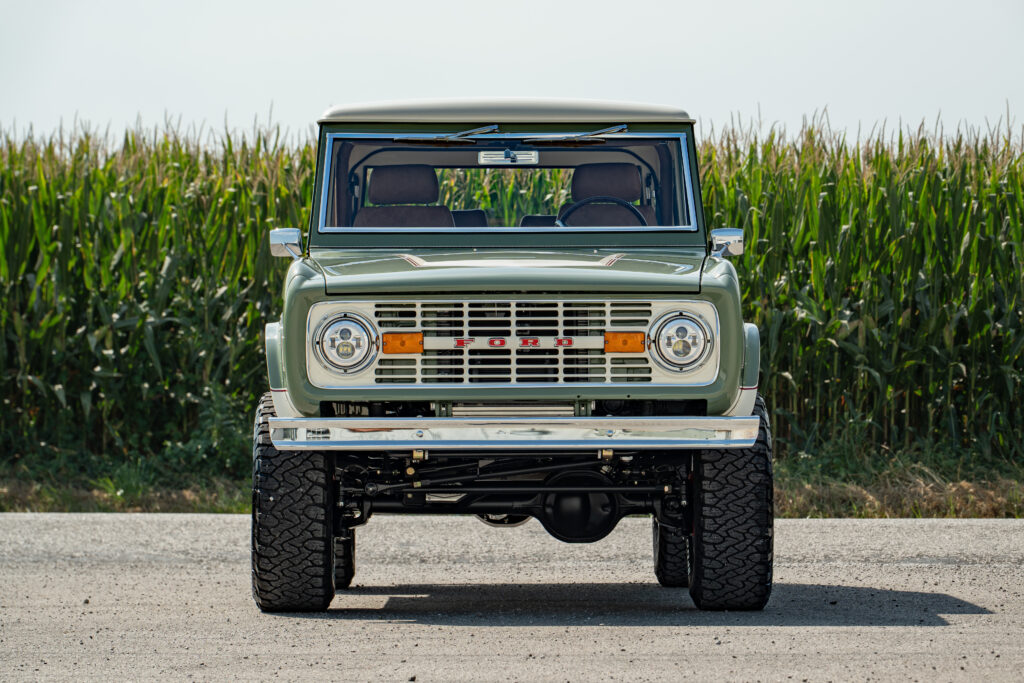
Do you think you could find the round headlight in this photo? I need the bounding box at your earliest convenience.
[316,315,375,371]
[653,314,712,370]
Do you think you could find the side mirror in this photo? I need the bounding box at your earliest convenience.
[710,228,744,257]
[269,228,303,259]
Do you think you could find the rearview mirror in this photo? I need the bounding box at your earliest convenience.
[710,228,744,257]
[269,228,303,259]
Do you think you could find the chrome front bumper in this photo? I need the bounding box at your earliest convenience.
[267,416,759,451]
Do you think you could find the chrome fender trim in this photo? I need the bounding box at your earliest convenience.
[265,322,302,418]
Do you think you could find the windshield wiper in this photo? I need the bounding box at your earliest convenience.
[401,125,499,145]
[523,124,628,146]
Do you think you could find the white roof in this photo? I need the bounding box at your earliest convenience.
[319,98,693,124]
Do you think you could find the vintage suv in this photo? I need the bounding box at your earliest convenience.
[253,99,772,612]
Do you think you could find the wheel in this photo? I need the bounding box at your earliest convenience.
[688,395,773,610]
[334,531,355,589]
[251,393,335,612]
[652,517,690,587]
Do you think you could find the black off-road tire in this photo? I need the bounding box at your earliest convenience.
[251,393,335,612]
[653,518,690,587]
[688,395,773,610]
[334,531,355,589]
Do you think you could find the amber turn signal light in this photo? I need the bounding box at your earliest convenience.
[604,332,646,353]
[382,332,424,354]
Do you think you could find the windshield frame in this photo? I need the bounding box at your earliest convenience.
[314,131,699,235]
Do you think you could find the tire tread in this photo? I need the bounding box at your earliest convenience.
[689,395,773,610]
[334,532,355,589]
[251,393,334,612]
[653,518,690,588]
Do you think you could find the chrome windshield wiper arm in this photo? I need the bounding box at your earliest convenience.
[523,124,628,145]
[401,125,500,145]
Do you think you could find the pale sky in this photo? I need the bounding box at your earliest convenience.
[2,0,1022,139]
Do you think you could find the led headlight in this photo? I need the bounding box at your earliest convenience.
[315,314,376,372]
[653,314,712,370]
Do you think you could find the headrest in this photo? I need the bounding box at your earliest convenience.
[571,163,643,202]
[368,165,439,204]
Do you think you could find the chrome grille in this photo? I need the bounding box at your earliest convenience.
[374,301,653,385]
[450,402,576,417]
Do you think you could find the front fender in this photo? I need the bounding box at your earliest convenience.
[725,322,760,416]
[265,322,301,417]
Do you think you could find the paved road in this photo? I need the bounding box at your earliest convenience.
[1,515,1022,681]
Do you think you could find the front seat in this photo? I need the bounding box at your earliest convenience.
[558,163,656,226]
[354,165,455,227]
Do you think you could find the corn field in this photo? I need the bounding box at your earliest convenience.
[438,168,572,224]
[1,122,1022,486]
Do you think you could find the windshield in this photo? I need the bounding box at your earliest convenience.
[318,133,696,232]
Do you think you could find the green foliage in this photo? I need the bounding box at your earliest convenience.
[1,120,1022,490]
[0,125,314,484]
[699,120,1024,468]
[438,168,572,225]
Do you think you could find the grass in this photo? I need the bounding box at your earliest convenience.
[776,473,1024,518]
[0,478,249,513]
[774,435,1024,518]
[1,117,1022,515]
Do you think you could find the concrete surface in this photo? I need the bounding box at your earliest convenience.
[1,514,1022,681]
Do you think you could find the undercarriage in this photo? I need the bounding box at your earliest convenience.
[334,450,691,543]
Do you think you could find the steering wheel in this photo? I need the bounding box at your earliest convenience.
[556,195,648,227]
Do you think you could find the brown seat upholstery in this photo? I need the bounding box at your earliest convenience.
[354,165,455,228]
[452,209,488,227]
[558,163,655,227]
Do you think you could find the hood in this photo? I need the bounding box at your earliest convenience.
[310,248,705,294]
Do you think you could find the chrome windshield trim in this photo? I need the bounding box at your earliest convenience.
[317,132,698,234]
[328,226,692,234]
[268,416,759,451]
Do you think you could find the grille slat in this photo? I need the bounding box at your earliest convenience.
[373,301,653,384]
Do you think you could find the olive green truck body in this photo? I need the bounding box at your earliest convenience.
[251,100,773,613]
